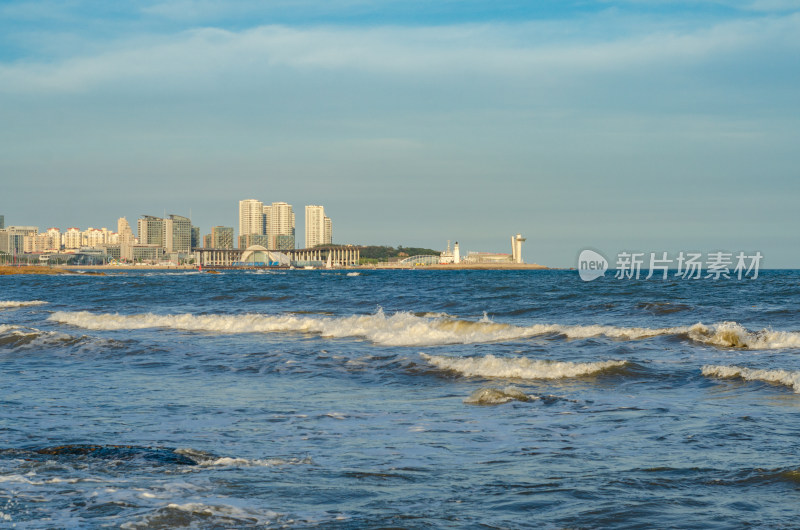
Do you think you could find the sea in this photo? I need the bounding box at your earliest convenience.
[1,268,800,528]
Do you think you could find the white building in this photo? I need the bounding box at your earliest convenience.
[118,218,135,260]
[46,228,61,251]
[265,202,295,250]
[239,199,264,240]
[63,228,81,250]
[305,205,332,248]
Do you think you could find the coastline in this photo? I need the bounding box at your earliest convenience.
[1,263,551,275]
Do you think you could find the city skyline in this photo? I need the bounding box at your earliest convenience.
[1,1,798,267]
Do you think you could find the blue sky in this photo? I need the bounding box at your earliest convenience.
[1,1,798,266]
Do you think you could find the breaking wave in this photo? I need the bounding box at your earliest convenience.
[688,322,800,349]
[47,310,800,349]
[421,353,627,379]
[702,365,800,393]
[0,300,48,308]
[47,309,680,347]
[0,325,84,348]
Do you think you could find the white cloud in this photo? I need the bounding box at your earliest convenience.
[1,13,798,95]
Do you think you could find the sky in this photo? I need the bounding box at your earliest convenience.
[1,0,798,267]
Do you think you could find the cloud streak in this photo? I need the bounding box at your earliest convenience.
[2,14,798,96]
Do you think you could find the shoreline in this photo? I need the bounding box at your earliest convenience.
[1,263,553,274]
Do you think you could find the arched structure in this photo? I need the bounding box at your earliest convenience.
[237,245,291,267]
[399,255,440,266]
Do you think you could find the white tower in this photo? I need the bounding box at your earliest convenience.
[454,241,461,264]
[239,199,264,238]
[511,234,526,264]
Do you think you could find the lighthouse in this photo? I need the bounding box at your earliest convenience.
[511,234,526,264]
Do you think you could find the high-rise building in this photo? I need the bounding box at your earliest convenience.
[191,226,201,249]
[118,218,135,260]
[266,202,295,250]
[305,205,332,248]
[239,199,264,243]
[0,215,4,229]
[138,216,163,248]
[210,226,234,249]
[64,227,81,249]
[46,228,61,251]
[0,230,25,254]
[162,214,192,253]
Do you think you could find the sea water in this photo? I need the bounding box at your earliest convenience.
[2,269,800,527]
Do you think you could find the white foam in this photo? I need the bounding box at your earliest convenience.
[47,309,685,347]
[47,310,800,350]
[702,365,800,393]
[0,300,48,308]
[689,322,800,349]
[421,353,627,379]
[464,386,535,405]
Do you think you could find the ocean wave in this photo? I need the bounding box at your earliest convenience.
[702,365,800,393]
[0,300,48,308]
[421,353,627,379]
[48,310,800,349]
[463,386,534,405]
[47,309,682,347]
[0,325,84,348]
[688,322,800,349]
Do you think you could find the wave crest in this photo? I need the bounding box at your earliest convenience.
[0,300,48,308]
[702,365,800,393]
[48,311,800,350]
[421,353,627,379]
[689,322,800,349]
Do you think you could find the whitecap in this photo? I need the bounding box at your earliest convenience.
[48,309,800,350]
[689,322,800,349]
[0,300,48,308]
[702,365,800,393]
[421,353,627,379]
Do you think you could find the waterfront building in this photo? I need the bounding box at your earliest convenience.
[0,230,25,255]
[46,228,61,251]
[118,218,135,261]
[84,228,106,248]
[211,226,234,249]
[64,227,81,250]
[137,216,163,248]
[305,205,332,248]
[265,202,295,250]
[191,226,201,249]
[238,234,269,249]
[203,234,212,249]
[0,215,4,229]
[162,215,192,253]
[239,199,264,241]
[24,233,50,253]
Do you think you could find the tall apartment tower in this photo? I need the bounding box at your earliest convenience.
[265,202,295,250]
[118,218,135,260]
[137,216,163,247]
[305,205,332,248]
[163,214,192,253]
[239,199,264,241]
